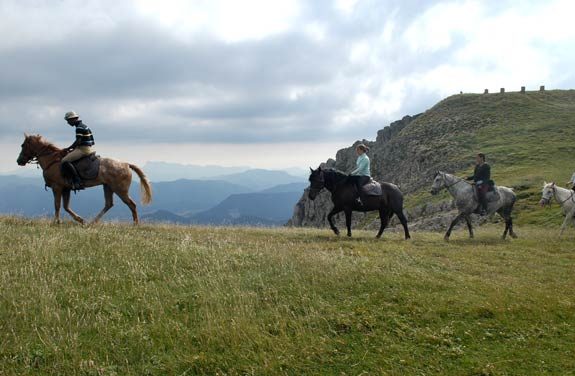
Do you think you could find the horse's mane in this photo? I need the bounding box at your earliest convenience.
[30,135,62,152]
[323,168,348,179]
[322,168,349,187]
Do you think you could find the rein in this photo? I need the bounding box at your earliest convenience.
[443,174,472,189]
[25,143,65,171]
[552,187,575,205]
[322,170,348,192]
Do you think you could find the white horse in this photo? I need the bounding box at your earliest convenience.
[540,182,575,236]
[430,171,518,241]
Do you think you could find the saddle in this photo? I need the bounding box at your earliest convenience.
[71,153,101,180]
[361,178,382,196]
[474,185,500,203]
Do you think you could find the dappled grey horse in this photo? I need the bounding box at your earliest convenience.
[430,171,517,240]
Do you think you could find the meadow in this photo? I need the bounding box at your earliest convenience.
[1,217,574,375]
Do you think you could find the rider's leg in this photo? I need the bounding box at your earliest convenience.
[477,184,488,215]
[61,149,86,190]
[348,176,362,205]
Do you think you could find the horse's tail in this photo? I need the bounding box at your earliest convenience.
[129,164,152,205]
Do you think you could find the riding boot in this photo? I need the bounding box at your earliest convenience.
[478,196,488,216]
[62,162,84,191]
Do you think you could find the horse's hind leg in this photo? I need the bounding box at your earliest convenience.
[92,185,114,224]
[376,208,389,239]
[498,206,516,239]
[508,217,518,238]
[62,189,85,224]
[116,190,139,224]
[395,210,410,240]
[464,215,474,239]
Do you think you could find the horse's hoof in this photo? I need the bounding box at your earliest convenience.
[510,233,518,239]
[347,234,352,238]
[444,236,450,242]
[405,236,411,241]
[375,235,382,239]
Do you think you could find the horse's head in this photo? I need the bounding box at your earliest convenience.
[308,166,325,200]
[430,171,446,195]
[17,133,37,166]
[540,181,555,207]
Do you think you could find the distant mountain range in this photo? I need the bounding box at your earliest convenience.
[142,162,308,182]
[0,168,309,226]
[142,162,250,182]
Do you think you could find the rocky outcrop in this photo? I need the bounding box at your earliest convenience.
[288,94,499,230]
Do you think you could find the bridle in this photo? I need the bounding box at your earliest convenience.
[19,142,63,170]
[309,170,325,196]
[435,173,472,192]
[545,185,575,206]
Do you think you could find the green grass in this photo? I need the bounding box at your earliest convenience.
[1,217,574,375]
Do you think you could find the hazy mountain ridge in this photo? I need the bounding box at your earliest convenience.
[0,168,306,225]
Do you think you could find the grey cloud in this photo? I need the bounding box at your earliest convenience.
[0,0,573,149]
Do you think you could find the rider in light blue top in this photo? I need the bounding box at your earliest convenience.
[350,152,371,177]
[348,144,371,206]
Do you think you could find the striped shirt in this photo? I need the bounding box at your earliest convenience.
[75,122,95,147]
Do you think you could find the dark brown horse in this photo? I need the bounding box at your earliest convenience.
[17,134,152,224]
[308,167,410,239]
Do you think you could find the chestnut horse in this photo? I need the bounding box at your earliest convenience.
[16,134,152,224]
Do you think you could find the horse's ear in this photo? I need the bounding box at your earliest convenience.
[309,167,314,173]
[23,132,29,138]
[552,181,556,186]
[318,166,322,171]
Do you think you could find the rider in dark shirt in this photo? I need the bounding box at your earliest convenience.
[466,153,491,216]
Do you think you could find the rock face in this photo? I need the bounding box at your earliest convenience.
[288,94,499,229]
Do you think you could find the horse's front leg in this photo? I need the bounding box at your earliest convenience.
[345,208,352,237]
[327,207,342,236]
[376,208,389,239]
[62,189,85,224]
[560,209,575,237]
[445,212,465,241]
[52,188,62,224]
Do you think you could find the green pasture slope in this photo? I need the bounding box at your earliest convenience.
[1,217,574,375]
[404,89,575,226]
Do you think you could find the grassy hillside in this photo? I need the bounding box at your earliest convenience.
[1,217,574,375]
[403,90,575,225]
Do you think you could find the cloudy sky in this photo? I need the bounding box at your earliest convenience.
[1,0,574,173]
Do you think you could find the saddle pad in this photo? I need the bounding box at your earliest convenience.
[362,180,382,196]
[73,153,101,180]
